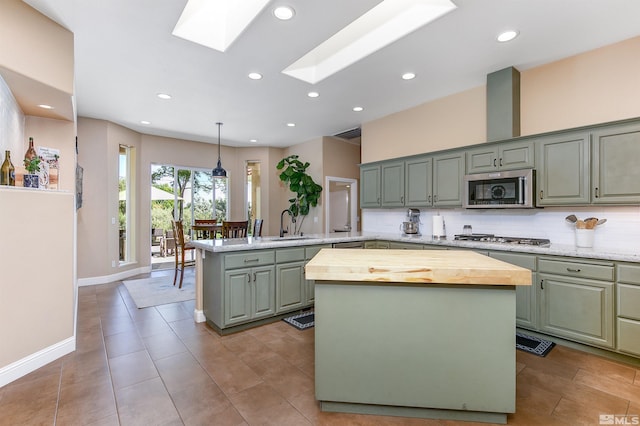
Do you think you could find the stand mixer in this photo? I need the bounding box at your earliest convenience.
[402,208,421,235]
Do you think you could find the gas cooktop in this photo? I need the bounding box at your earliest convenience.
[454,234,551,247]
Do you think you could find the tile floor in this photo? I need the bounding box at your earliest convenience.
[1,270,639,425]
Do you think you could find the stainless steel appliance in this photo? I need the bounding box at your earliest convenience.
[463,169,536,208]
[454,233,550,247]
[402,208,421,235]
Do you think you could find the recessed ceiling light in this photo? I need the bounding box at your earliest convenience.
[250,139,258,143]
[273,6,295,20]
[140,120,151,125]
[38,104,53,109]
[353,106,364,112]
[497,30,519,42]
[282,0,457,84]
[402,72,416,80]
[287,123,296,127]
[248,72,263,80]
[173,0,271,52]
[157,93,172,100]
[307,91,319,98]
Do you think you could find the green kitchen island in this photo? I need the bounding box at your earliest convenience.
[305,249,532,424]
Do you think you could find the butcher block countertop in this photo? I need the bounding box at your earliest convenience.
[305,249,532,285]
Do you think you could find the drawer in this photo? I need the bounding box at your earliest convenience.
[618,284,640,320]
[539,258,613,281]
[225,250,274,269]
[617,318,640,356]
[490,252,536,270]
[618,263,640,285]
[305,245,330,260]
[276,247,305,263]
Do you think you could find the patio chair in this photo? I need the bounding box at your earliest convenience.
[161,229,175,257]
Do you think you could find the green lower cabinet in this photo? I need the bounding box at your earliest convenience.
[616,263,640,356]
[224,266,275,326]
[276,261,305,313]
[489,251,537,330]
[538,273,614,349]
[364,240,390,249]
[304,245,330,305]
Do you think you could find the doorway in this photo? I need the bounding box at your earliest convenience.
[324,176,358,233]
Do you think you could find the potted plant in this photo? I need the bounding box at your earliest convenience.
[276,154,323,235]
[23,157,41,188]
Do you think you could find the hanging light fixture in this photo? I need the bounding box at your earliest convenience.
[212,122,227,178]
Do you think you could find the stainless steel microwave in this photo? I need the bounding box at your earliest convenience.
[463,169,536,208]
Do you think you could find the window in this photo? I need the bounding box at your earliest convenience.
[119,145,135,264]
[246,161,261,234]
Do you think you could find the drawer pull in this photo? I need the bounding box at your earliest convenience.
[567,268,581,273]
[244,258,260,263]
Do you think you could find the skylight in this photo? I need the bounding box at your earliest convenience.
[282,0,457,84]
[172,0,271,52]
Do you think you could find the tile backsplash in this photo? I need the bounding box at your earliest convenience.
[0,75,25,156]
[362,206,640,253]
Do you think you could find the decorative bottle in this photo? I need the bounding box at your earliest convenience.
[1,150,16,186]
[24,137,37,162]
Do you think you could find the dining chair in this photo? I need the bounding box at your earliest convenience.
[171,220,195,288]
[194,218,217,239]
[253,219,263,237]
[222,220,248,238]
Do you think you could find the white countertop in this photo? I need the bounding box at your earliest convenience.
[188,231,639,263]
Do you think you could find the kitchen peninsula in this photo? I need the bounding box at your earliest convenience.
[305,248,531,424]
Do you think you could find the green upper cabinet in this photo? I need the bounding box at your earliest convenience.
[360,164,381,208]
[405,156,432,206]
[536,131,590,206]
[381,160,405,207]
[432,152,464,207]
[466,140,534,174]
[591,122,640,204]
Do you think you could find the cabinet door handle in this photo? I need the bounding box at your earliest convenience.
[567,268,581,273]
[540,279,544,289]
[595,187,599,198]
[539,190,543,199]
[244,258,259,263]
[253,272,256,282]
[428,195,432,203]
[377,197,380,203]
[493,158,497,167]
[499,158,503,167]
[401,196,404,204]
[247,273,251,283]
[434,195,438,202]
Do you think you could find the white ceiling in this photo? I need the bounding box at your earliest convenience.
[23,0,640,148]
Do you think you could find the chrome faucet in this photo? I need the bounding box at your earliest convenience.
[280,209,295,237]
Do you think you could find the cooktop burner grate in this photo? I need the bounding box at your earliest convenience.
[454,234,550,247]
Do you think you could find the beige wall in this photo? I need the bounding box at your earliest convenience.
[521,36,640,135]
[362,86,486,163]
[0,0,73,95]
[362,35,640,163]
[284,138,325,235]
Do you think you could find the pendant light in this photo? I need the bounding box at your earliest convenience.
[212,122,227,178]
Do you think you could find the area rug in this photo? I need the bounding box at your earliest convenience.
[516,332,555,357]
[123,273,195,308]
[283,311,314,330]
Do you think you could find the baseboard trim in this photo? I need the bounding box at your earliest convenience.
[78,265,152,286]
[194,309,206,323]
[0,337,76,388]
